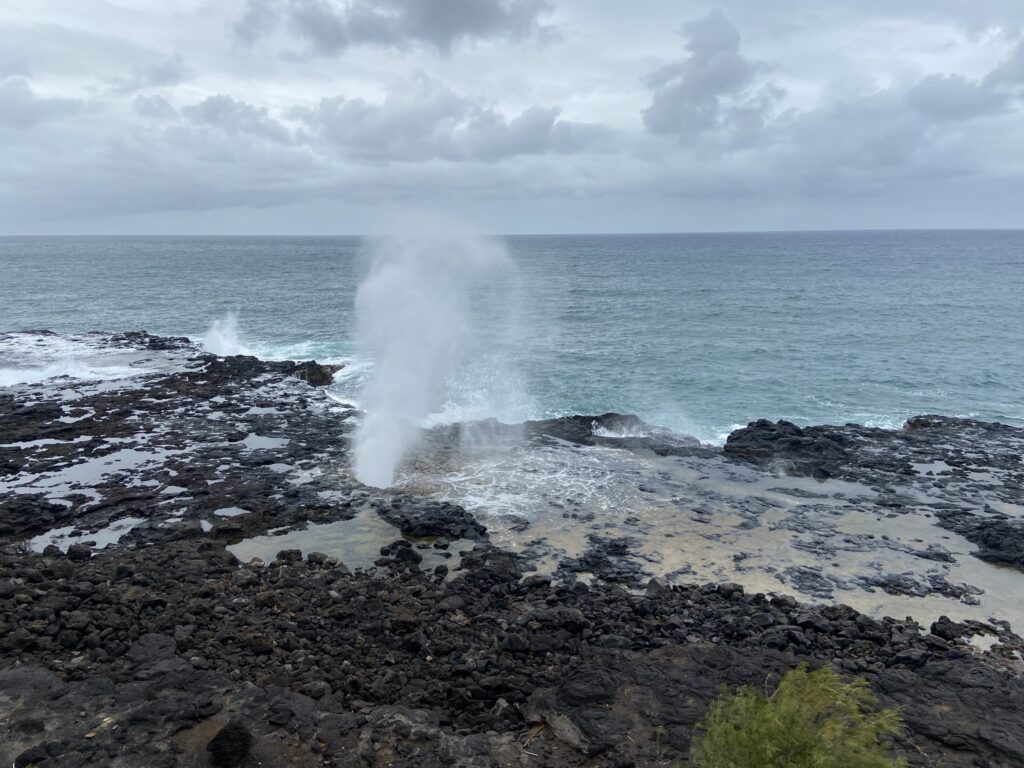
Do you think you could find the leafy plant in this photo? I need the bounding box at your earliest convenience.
[690,664,907,768]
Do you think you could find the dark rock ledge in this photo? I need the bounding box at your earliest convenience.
[1,543,1023,767]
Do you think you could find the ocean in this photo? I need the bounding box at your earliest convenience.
[2,230,1023,444]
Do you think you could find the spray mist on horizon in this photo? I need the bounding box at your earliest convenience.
[352,225,514,488]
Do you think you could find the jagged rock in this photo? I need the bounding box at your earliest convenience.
[66,543,92,562]
[931,615,968,642]
[291,361,342,387]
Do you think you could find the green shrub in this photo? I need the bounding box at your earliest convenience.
[691,664,907,768]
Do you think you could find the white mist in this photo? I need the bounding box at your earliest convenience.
[352,224,512,488]
[202,312,253,356]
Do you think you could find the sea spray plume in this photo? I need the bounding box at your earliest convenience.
[202,312,253,356]
[353,227,511,488]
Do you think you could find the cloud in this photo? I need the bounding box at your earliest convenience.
[906,74,1006,120]
[132,93,178,119]
[292,75,609,161]
[641,10,781,146]
[3,1,1024,233]
[986,39,1024,86]
[902,40,1024,120]
[770,49,1024,190]
[459,104,610,159]
[781,90,931,179]
[0,51,30,79]
[183,94,293,144]
[0,77,82,129]
[112,52,193,94]
[233,0,280,45]
[234,0,552,54]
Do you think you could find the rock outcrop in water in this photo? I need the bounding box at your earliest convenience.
[292,360,343,387]
[1,331,1023,767]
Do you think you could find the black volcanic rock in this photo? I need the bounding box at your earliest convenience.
[527,412,705,454]
[291,360,342,387]
[935,510,1024,572]
[376,498,487,541]
[1,524,1022,767]
[66,543,92,561]
[207,719,253,767]
[724,419,852,478]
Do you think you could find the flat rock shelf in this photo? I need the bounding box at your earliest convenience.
[1,331,1022,768]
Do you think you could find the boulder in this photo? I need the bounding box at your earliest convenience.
[291,361,342,387]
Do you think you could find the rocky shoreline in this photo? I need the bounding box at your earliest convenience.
[1,331,1023,767]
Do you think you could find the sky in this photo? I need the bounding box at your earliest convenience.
[1,0,1023,234]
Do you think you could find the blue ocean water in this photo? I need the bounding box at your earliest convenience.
[2,231,1022,443]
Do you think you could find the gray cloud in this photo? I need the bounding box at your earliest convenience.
[986,40,1024,86]
[0,52,30,79]
[0,77,82,129]
[183,95,293,144]
[292,75,607,161]
[771,62,1024,190]
[2,1,1024,233]
[235,0,552,54]
[459,105,609,159]
[906,74,1006,121]
[132,93,178,120]
[233,0,280,45]
[641,10,780,146]
[782,91,931,179]
[112,53,192,94]
[906,40,1024,120]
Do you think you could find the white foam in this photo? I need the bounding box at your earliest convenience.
[201,313,253,356]
[0,361,149,387]
[0,333,156,388]
[0,332,189,394]
[592,424,651,439]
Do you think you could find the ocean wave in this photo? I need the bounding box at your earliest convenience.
[0,332,156,388]
[0,361,150,388]
[201,313,254,356]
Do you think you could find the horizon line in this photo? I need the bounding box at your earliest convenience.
[3,226,1024,238]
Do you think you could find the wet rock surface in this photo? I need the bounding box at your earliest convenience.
[2,332,1023,767]
[292,361,343,388]
[726,416,1024,573]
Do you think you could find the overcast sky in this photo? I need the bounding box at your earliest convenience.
[2,0,1023,234]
